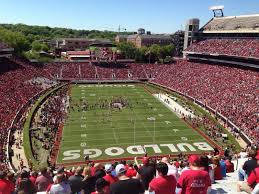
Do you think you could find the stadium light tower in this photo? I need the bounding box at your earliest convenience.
[210,5,224,17]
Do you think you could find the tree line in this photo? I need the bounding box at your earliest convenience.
[117,42,175,63]
[0,23,175,63]
[0,23,130,55]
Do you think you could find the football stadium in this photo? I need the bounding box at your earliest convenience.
[0,1,259,194]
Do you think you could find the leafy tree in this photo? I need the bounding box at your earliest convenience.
[31,41,42,52]
[41,43,49,52]
[117,42,137,59]
[0,27,30,55]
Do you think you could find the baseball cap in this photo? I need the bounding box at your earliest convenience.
[115,164,126,176]
[105,164,113,173]
[188,155,200,164]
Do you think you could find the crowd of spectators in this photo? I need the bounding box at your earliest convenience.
[30,86,68,164]
[0,58,62,171]
[152,60,259,144]
[186,38,259,59]
[1,148,259,194]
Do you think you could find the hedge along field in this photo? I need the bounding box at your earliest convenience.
[57,84,214,164]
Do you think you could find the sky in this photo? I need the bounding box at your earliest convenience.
[0,0,258,33]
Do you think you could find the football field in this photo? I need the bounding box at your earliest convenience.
[57,84,214,164]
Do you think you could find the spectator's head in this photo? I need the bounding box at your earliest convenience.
[31,171,38,178]
[161,157,169,164]
[75,167,83,175]
[83,166,91,178]
[7,172,14,181]
[0,170,7,179]
[94,163,103,171]
[56,166,65,174]
[248,149,257,159]
[188,155,200,168]
[55,174,65,184]
[200,155,209,168]
[104,164,114,174]
[95,178,109,193]
[226,156,232,162]
[128,163,133,168]
[21,169,29,179]
[40,167,47,175]
[212,157,220,167]
[156,162,168,176]
[115,164,126,177]
[142,157,150,166]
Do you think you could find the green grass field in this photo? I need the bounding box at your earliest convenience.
[57,84,214,164]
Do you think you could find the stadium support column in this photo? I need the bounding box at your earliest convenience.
[183,18,200,58]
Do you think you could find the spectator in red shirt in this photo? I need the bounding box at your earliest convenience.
[149,162,177,194]
[6,172,15,193]
[0,170,13,194]
[29,171,38,185]
[103,164,118,184]
[225,157,234,173]
[126,163,137,178]
[212,157,223,180]
[177,155,211,194]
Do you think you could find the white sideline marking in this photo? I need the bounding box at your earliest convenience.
[81,116,86,120]
[89,94,96,96]
[81,124,86,128]
[148,103,152,106]
[153,108,157,111]
[165,121,171,124]
[158,114,163,117]
[81,96,86,99]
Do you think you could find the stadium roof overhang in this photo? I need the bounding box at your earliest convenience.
[89,43,115,47]
[202,30,259,34]
[183,51,259,61]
